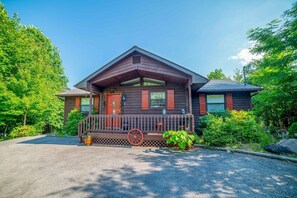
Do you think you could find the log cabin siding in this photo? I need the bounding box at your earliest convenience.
[64,97,76,124]
[91,53,190,85]
[232,92,252,111]
[103,81,187,115]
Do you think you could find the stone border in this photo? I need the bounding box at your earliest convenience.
[194,144,297,163]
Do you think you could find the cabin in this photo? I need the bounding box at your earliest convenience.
[57,46,261,146]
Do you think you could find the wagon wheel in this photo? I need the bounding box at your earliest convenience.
[127,129,144,146]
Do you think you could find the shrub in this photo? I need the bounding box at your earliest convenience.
[64,108,85,136]
[265,125,280,138]
[9,125,38,138]
[34,122,46,133]
[198,112,231,134]
[163,130,196,150]
[288,122,297,137]
[201,110,274,147]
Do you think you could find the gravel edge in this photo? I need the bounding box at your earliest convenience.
[194,144,297,163]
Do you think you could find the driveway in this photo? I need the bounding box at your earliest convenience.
[0,136,296,198]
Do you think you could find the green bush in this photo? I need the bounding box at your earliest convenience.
[9,125,38,138]
[288,122,297,137]
[198,112,231,134]
[163,130,196,150]
[200,110,274,147]
[64,108,85,136]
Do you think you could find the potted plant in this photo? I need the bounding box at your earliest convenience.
[84,135,92,146]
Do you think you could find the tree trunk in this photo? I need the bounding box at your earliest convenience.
[23,112,27,126]
[4,125,8,137]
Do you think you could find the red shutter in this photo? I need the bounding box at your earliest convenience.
[199,93,206,115]
[94,95,99,113]
[226,93,233,110]
[75,97,81,111]
[167,90,175,110]
[142,90,149,110]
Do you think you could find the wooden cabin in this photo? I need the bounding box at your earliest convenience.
[57,46,261,146]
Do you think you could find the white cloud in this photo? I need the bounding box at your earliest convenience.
[230,48,263,66]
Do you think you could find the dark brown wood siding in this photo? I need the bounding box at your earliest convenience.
[96,53,190,81]
[232,92,252,111]
[64,97,76,124]
[103,81,187,115]
[90,52,190,87]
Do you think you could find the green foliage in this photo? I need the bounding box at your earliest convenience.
[0,3,68,136]
[207,69,230,80]
[163,130,196,150]
[288,122,297,137]
[247,2,297,127]
[233,68,243,83]
[200,110,274,147]
[198,111,230,134]
[64,109,85,136]
[9,125,38,138]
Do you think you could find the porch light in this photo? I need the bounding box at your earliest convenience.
[181,108,185,115]
[122,94,127,101]
[162,109,166,115]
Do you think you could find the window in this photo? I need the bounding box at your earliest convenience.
[120,77,165,87]
[132,56,141,64]
[206,95,225,112]
[80,98,93,113]
[120,78,141,86]
[143,77,165,86]
[150,92,166,107]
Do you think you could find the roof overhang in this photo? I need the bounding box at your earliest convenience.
[89,67,190,88]
[75,46,208,90]
[197,80,262,93]
[56,88,91,97]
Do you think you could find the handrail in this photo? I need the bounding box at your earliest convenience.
[78,114,194,141]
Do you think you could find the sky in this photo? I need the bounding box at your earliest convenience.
[2,0,294,88]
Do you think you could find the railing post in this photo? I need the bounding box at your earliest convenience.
[191,115,195,132]
[78,122,82,143]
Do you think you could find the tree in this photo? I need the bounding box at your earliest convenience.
[207,69,230,80]
[233,68,244,83]
[0,3,68,135]
[247,2,297,127]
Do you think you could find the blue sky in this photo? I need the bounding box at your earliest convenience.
[2,0,294,88]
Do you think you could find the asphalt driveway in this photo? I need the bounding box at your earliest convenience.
[0,136,296,198]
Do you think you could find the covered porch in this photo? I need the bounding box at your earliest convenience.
[78,114,194,146]
[75,49,201,146]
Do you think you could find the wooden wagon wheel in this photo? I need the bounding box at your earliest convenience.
[127,128,144,146]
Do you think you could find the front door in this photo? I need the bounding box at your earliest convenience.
[106,94,121,128]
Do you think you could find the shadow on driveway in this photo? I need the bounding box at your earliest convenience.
[18,136,78,146]
[46,147,297,197]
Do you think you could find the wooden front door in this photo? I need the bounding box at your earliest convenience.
[106,94,121,128]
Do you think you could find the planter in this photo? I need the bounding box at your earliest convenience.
[84,137,92,146]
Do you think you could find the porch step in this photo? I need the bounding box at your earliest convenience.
[89,132,167,147]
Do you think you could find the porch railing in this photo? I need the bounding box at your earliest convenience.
[78,114,194,140]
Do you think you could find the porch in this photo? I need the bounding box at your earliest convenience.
[78,114,194,146]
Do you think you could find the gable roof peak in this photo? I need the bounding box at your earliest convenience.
[75,46,208,89]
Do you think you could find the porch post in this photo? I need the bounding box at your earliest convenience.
[99,93,102,114]
[89,86,93,115]
[188,84,192,114]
